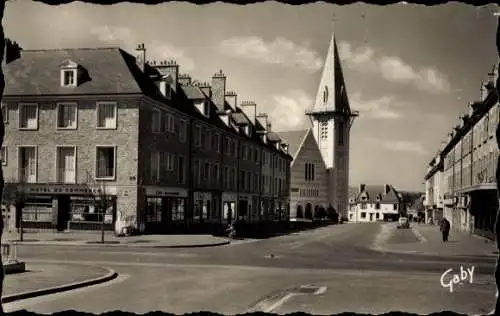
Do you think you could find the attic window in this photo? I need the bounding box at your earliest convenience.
[60,59,79,87]
[203,101,210,117]
[323,86,329,104]
[62,70,76,87]
[245,125,251,137]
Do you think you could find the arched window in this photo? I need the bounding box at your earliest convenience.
[296,205,304,218]
[305,203,313,220]
[323,86,329,104]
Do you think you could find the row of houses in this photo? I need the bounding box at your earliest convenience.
[1,39,294,234]
[424,64,499,240]
[1,31,358,235]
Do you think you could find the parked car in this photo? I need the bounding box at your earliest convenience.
[398,216,410,229]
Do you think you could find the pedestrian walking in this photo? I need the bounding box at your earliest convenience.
[440,217,451,242]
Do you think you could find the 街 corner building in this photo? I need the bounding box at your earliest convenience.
[0,30,357,235]
[424,65,499,240]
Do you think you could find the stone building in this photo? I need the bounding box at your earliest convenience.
[1,39,292,234]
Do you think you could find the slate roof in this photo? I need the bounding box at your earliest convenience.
[276,129,309,159]
[267,131,281,142]
[231,112,249,125]
[180,85,205,100]
[355,184,401,204]
[4,47,145,96]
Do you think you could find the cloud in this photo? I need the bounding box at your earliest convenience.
[217,36,323,72]
[367,138,428,155]
[90,25,195,71]
[338,41,450,94]
[270,90,312,130]
[349,92,403,119]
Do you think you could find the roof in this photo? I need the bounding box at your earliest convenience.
[356,184,401,204]
[231,112,249,125]
[180,85,205,100]
[276,129,309,159]
[267,131,281,142]
[4,47,145,96]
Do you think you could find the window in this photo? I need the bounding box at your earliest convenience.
[360,203,367,210]
[1,146,6,165]
[213,164,219,184]
[224,137,229,155]
[375,203,380,210]
[323,86,329,104]
[57,103,77,129]
[172,199,185,221]
[1,103,7,124]
[150,152,160,182]
[195,125,202,147]
[167,153,175,171]
[361,212,366,219]
[152,109,161,133]
[338,122,344,145]
[375,213,380,219]
[56,146,76,183]
[97,102,117,129]
[215,134,221,153]
[96,146,116,180]
[204,162,210,181]
[305,163,315,181]
[205,130,212,150]
[320,121,328,139]
[193,160,200,185]
[19,103,38,130]
[18,146,37,183]
[178,156,185,184]
[62,69,76,87]
[179,120,187,142]
[393,204,398,211]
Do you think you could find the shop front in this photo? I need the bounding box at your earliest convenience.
[222,192,237,224]
[144,186,188,234]
[469,187,497,240]
[7,183,118,232]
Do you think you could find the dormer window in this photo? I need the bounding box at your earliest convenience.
[244,125,251,137]
[60,59,81,87]
[203,101,210,117]
[157,74,173,99]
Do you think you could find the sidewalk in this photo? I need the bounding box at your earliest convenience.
[2,231,230,248]
[2,262,116,303]
[373,223,499,258]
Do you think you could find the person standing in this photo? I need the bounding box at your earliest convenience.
[440,218,451,242]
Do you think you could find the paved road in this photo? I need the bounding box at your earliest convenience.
[4,223,497,315]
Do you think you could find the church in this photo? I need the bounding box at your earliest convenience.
[277,32,358,222]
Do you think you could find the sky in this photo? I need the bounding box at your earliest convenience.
[3,1,500,192]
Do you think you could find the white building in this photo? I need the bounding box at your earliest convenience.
[348,184,402,223]
[424,152,445,225]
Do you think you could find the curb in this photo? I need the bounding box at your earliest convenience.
[368,245,498,260]
[8,240,231,248]
[1,266,119,304]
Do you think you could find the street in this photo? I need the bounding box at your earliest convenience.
[4,223,497,315]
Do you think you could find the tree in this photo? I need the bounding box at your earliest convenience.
[2,177,27,241]
[85,171,113,243]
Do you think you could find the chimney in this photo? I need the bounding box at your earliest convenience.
[178,74,191,86]
[384,184,391,194]
[3,38,21,67]
[225,91,237,111]
[211,69,226,112]
[359,184,366,193]
[153,60,178,93]
[135,43,146,72]
[199,82,212,98]
[240,100,257,125]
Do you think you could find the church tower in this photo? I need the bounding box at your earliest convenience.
[305,32,358,220]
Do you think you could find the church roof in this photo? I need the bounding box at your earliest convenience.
[276,129,310,159]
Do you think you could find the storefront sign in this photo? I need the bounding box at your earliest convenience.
[23,184,117,196]
[145,186,187,197]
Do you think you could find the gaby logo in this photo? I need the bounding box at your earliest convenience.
[440,266,475,293]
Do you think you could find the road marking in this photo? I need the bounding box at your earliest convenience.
[263,292,296,312]
[412,227,427,242]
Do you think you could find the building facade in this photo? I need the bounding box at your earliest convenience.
[348,184,402,223]
[424,65,499,239]
[423,153,445,224]
[278,129,329,221]
[1,39,293,234]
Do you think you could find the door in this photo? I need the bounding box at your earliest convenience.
[57,147,76,183]
[19,147,36,183]
[369,213,373,221]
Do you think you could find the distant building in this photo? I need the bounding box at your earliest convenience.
[348,184,402,223]
[277,129,329,221]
